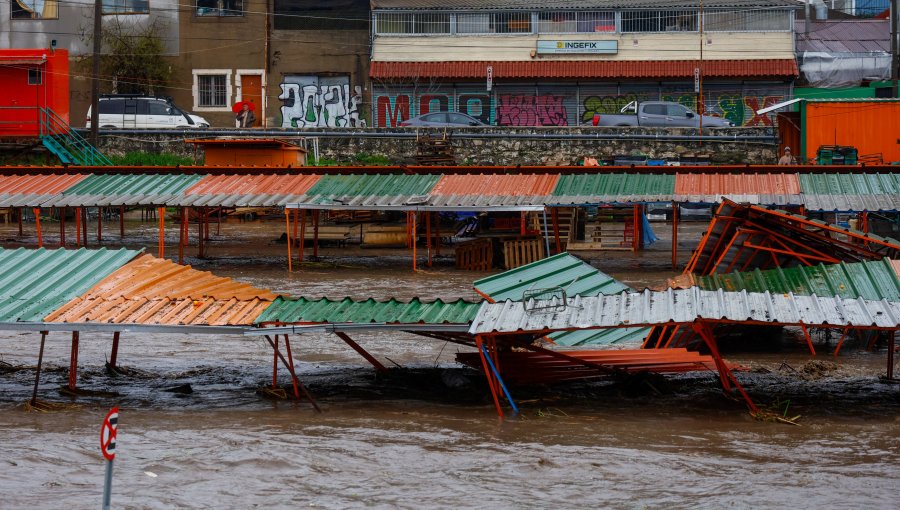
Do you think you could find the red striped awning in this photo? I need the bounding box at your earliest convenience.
[370,59,798,80]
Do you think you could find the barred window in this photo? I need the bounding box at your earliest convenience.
[375,12,450,34]
[621,10,697,33]
[538,11,614,33]
[102,0,149,14]
[458,12,531,34]
[198,75,227,107]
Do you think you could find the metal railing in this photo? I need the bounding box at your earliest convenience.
[39,107,112,166]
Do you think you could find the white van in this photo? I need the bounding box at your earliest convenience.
[86,95,210,129]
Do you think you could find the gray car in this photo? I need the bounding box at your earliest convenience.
[399,112,485,127]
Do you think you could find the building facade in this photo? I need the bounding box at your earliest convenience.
[370,0,800,127]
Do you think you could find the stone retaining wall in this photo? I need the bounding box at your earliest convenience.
[94,127,778,166]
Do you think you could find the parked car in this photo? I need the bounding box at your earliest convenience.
[591,101,734,128]
[86,95,210,129]
[399,112,485,127]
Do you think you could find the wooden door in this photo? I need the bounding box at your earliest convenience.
[241,74,263,126]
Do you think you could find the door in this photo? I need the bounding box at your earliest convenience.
[639,103,666,127]
[665,103,696,127]
[146,100,176,127]
[241,74,263,126]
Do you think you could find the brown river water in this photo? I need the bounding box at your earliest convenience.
[1,217,899,509]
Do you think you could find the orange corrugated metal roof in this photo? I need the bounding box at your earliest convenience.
[45,254,277,326]
[184,138,306,150]
[185,174,321,196]
[0,174,87,194]
[674,173,801,195]
[432,174,559,196]
[370,59,799,79]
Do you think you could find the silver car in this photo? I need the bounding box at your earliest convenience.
[399,112,485,127]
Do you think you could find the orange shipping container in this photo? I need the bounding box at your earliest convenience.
[802,100,900,164]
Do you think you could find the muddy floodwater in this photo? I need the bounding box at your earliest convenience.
[1,216,899,509]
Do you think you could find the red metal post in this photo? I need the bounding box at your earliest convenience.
[299,209,306,264]
[520,211,526,236]
[692,322,759,414]
[435,213,441,256]
[59,207,66,248]
[74,207,80,248]
[800,323,816,356]
[292,208,299,263]
[887,331,895,381]
[119,205,125,238]
[411,211,417,272]
[832,327,850,356]
[475,335,503,418]
[632,204,639,253]
[178,207,187,265]
[335,332,389,373]
[33,208,42,247]
[285,210,292,273]
[283,335,301,400]
[313,210,320,259]
[81,207,88,247]
[157,206,165,259]
[109,331,120,370]
[272,334,279,389]
[68,331,79,391]
[426,211,432,268]
[97,207,102,243]
[672,202,679,270]
[18,208,23,237]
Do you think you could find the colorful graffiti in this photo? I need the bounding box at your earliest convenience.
[496,94,568,126]
[279,75,365,128]
[373,86,787,127]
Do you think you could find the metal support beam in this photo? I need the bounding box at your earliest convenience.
[312,210,320,259]
[672,202,679,270]
[475,335,504,418]
[264,335,320,411]
[157,206,165,259]
[335,332,389,373]
[299,209,307,264]
[30,331,47,406]
[109,331,120,370]
[68,331,79,391]
[285,210,292,273]
[691,322,759,414]
[800,323,816,356]
[34,207,42,247]
[119,205,125,238]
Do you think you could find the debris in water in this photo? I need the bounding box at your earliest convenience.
[144,471,158,478]
[800,360,838,380]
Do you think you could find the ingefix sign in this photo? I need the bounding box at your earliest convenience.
[536,40,618,55]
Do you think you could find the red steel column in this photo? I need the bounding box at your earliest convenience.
[285,210,292,272]
[312,210,320,259]
[97,207,103,243]
[68,331,79,391]
[299,209,307,264]
[109,331,120,370]
[59,207,66,248]
[33,208,42,247]
[426,211,432,268]
[672,202,679,270]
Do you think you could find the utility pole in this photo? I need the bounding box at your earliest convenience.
[90,0,102,145]
[892,0,898,98]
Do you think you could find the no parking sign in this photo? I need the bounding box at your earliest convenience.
[100,406,118,461]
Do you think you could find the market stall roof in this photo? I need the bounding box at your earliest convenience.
[256,296,480,325]
[0,174,88,207]
[470,288,900,336]
[799,173,900,212]
[0,247,141,322]
[44,254,276,326]
[372,0,801,9]
[548,173,675,205]
[674,173,801,205]
[177,174,322,208]
[46,174,205,207]
[473,252,647,346]
[671,259,900,301]
[428,174,559,209]
[686,199,900,275]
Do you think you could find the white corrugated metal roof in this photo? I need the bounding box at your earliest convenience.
[469,288,900,334]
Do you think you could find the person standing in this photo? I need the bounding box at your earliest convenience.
[236,103,256,128]
[778,146,797,165]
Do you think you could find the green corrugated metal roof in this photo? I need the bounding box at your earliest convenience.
[551,174,675,201]
[799,173,900,195]
[256,296,480,324]
[61,174,205,197]
[301,174,441,201]
[691,259,900,301]
[0,247,141,322]
[474,252,630,301]
[474,253,646,346]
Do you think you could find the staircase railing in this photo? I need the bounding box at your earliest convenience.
[39,107,112,166]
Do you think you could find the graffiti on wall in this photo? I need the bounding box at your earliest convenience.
[279,75,365,128]
[374,86,787,127]
[496,94,568,126]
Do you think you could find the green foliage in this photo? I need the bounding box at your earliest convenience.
[309,152,393,166]
[108,152,194,166]
[83,19,172,94]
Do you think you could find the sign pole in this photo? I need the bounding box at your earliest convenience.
[100,406,119,510]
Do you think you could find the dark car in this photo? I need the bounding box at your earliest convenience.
[399,112,485,127]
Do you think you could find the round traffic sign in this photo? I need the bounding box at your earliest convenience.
[100,406,119,461]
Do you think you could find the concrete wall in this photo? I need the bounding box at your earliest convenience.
[93,127,777,166]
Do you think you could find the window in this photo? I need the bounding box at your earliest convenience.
[274,0,368,30]
[147,101,171,115]
[538,11,614,33]
[193,70,232,110]
[102,0,148,14]
[643,104,666,115]
[375,12,450,35]
[196,0,242,17]
[11,0,58,19]
[457,12,531,34]
[98,99,126,114]
[198,75,227,106]
[667,104,690,117]
[622,10,696,33]
[27,68,42,85]
[704,10,790,32]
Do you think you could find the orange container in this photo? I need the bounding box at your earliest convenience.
[802,100,900,164]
